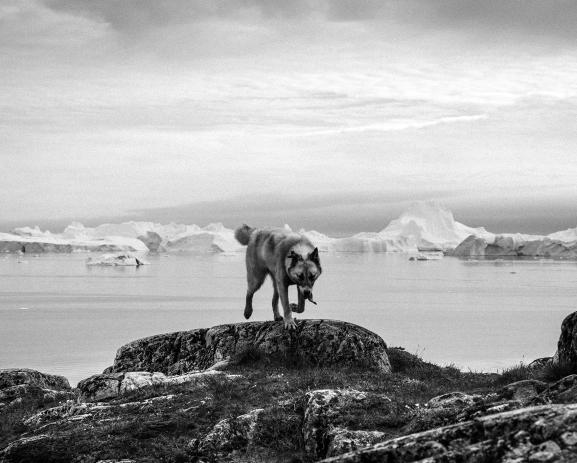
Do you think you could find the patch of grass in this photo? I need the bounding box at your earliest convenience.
[231,345,323,371]
[494,363,536,386]
[387,347,441,374]
[386,347,497,401]
[539,361,577,382]
[494,360,577,386]
[253,406,303,453]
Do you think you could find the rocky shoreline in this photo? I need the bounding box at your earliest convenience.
[2,315,577,462]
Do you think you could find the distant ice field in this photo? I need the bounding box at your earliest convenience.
[0,253,574,386]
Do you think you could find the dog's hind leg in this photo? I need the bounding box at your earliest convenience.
[271,278,282,321]
[244,269,266,320]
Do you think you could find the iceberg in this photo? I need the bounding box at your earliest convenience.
[299,229,414,253]
[452,235,577,259]
[548,227,577,242]
[164,223,241,253]
[0,221,242,255]
[379,201,492,251]
[4,200,577,257]
[408,251,444,261]
[0,230,149,254]
[86,254,148,267]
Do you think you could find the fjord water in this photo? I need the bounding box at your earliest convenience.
[1,253,574,385]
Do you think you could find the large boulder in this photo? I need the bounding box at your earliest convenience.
[554,311,577,367]
[107,320,391,375]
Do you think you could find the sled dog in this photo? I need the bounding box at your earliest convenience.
[234,225,322,330]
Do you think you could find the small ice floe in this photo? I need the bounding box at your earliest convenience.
[86,253,149,267]
[408,251,444,261]
[17,307,31,310]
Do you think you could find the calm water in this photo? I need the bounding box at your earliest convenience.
[1,253,575,386]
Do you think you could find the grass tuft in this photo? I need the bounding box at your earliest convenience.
[539,361,577,382]
[494,363,536,386]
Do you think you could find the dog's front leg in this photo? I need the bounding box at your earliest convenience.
[278,281,296,330]
[291,290,305,313]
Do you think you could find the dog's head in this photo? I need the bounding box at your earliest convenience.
[285,247,322,299]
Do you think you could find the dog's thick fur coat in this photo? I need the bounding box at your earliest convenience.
[235,225,322,329]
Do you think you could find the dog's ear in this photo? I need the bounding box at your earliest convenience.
[309,247,319,263]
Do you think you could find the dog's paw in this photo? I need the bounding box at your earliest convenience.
[274,315,284,321]
[244,306,253,320]
[283,317,297,330]
[290,303,304,313]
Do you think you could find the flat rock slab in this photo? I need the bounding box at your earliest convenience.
[108,319,391,375]
[320,404,577,463]
[77,370,238,402]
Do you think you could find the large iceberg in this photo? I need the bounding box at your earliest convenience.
[300,229,415,253]
[378,201,492,251]
[297,201,483,253]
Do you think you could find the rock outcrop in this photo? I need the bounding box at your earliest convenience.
[320,404,577,463]
[543,375,577,404]
[303,389,391,459]
[554,311,577,367]
[198,408,264,454]
[6,314,577,462]
[107,320,391,375]
[0,369,73,411]
[0,369,70,391]
[77,370,239,402]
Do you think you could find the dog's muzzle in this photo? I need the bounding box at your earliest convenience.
[298,286,312,299]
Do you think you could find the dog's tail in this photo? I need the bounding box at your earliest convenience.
[234,224,255,246]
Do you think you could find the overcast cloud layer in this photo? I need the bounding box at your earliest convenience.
[2,1,577,233]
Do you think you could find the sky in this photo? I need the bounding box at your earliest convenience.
[2,0,577,234]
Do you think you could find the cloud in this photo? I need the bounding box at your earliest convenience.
[0,0,108,51]
[46,0,322,31]
[1,0,577,229]
[43,0,577,43]
[427,0,577,40]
